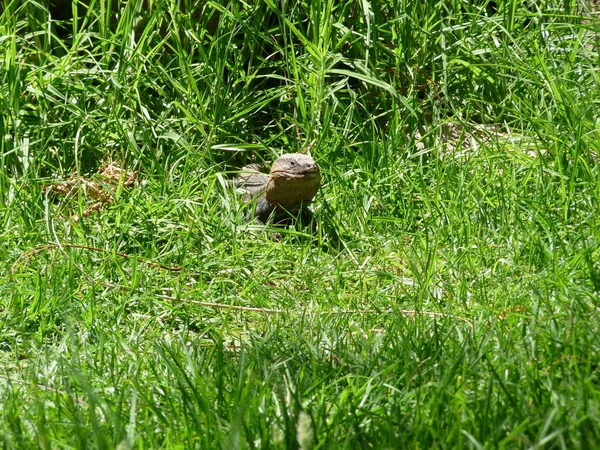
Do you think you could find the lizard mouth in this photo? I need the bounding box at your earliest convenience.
[299,170,320,179]
[271,168,320,179]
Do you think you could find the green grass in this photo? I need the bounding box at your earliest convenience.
[1,0,600,447]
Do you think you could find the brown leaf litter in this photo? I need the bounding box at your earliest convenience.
[43,162,139,221]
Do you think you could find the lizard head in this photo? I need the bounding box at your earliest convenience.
[266,153,321,210]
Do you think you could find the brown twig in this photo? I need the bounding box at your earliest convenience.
[156,291,473,326]
[12,243,182,274]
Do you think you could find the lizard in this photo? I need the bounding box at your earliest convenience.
[234,153,321,224]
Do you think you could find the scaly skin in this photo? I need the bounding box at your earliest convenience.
[234,164,269,201]
[265,153,321,210]
[234,154,321,223]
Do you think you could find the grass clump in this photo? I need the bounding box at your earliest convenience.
[1,0,600,448]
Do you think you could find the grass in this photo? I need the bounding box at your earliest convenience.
[1,0,600,447]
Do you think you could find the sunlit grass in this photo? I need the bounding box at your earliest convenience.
[1,0,599,448]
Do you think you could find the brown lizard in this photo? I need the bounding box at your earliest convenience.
[234,153,321,224]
